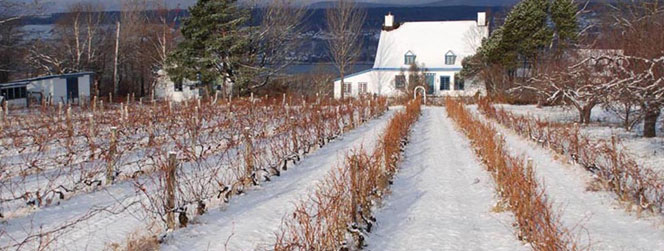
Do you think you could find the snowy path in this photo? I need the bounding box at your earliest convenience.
[470,107,664,250]
[368,107,526,251]
[160,109,398,251]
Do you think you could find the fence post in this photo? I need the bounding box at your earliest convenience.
[166,152,177,230]
[243,127,254,179]
[106,127,118,185]
[350,156,359,224]
[89,114,95,137]
[0,101,5,126]
[92,96,97,113]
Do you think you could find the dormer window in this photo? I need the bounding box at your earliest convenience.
[404,51,416,65]
[445,50,457,65]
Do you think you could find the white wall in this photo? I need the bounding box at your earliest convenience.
[334,69,485,98]
[78,74,92,99]
[154,71,201,102]
[26,74,92,104]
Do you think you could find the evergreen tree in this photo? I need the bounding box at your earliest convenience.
[167,0,250,92]
[550,0,579,50]
[501,0,553,69]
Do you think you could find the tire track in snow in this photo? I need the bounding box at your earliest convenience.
[160,108,399,251]
[368,107,526,251]
[471,106,664,250]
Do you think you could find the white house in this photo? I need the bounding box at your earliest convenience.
[154,70,203,102]
[0,72,93,107]
[334,12,489,98]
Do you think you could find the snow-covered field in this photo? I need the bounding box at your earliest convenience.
[495,104,664,173]
[3,101,663,250]
[468,104,664,250]
[0,98,386,250]
[161,108,398,250]
[368,107,526,250]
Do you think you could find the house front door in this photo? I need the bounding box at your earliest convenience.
[66,77,79,101]
[425,73,435,95]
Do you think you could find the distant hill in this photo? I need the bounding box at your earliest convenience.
[309,0,519,9]
[308,2,406,9]
[421,0,520,7]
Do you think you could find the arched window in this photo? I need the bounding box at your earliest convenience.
[404,51,416,65]
[445,50,457,65]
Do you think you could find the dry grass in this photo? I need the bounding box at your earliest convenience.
[445,98,581,251]
[477,98,664,217]
[273,99,421,250]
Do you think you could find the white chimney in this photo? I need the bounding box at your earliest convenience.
[477,12,487,26]
[385,12,394,28]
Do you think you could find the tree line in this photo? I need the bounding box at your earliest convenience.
[462,0,664,137]
[0,0,310,98]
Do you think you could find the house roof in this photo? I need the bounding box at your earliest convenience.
[373,21,488,69]
[0,81,29,89]
[0,72,94,86]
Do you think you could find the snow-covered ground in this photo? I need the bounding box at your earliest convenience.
[0,108,392,250]
[495,104,664,173]
[368,107,527,250]
[470,106,664,250]
[160,108,399,250]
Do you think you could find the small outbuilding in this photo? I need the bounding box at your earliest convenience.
[154,70,203,102]
[0,72,94,107]
[0,81,29,108]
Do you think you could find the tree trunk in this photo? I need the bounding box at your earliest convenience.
[113,21,121,96]
[579,104,594,124]
[643,107,660,138]
[340,70,345,100]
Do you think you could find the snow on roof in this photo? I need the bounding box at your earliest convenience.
[373,21,488,69]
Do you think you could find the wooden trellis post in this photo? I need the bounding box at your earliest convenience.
[88,114,95,137]
[166,152,177,230]
[106,127,118,185]
[243,127,254,177]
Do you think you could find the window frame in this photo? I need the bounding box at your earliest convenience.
[395,75,406,89]
[445,50,457,65]
[454,74,465,90]
[343,82,352,94]
[174,79,183,92]
[358,82,368,94]
[404,51,416,65]
[440,76,450,90]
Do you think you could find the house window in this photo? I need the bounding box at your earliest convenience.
[440,76,450,90]
[344,82,352,94]
[445,50,457,65]
[404,51,416,65]
[408,74,418,85]
[454,74,465,90]
[174,79,183,92]
[358,82,368,94]
[395,75,406,89]
[0,87,27,100]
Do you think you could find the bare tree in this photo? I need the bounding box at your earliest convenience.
[0,0,42,82]
[27,3,106,75]
[604,0,664,137]
[326,0,365,99]
[522,52,614,124]
[242,0,307,93]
